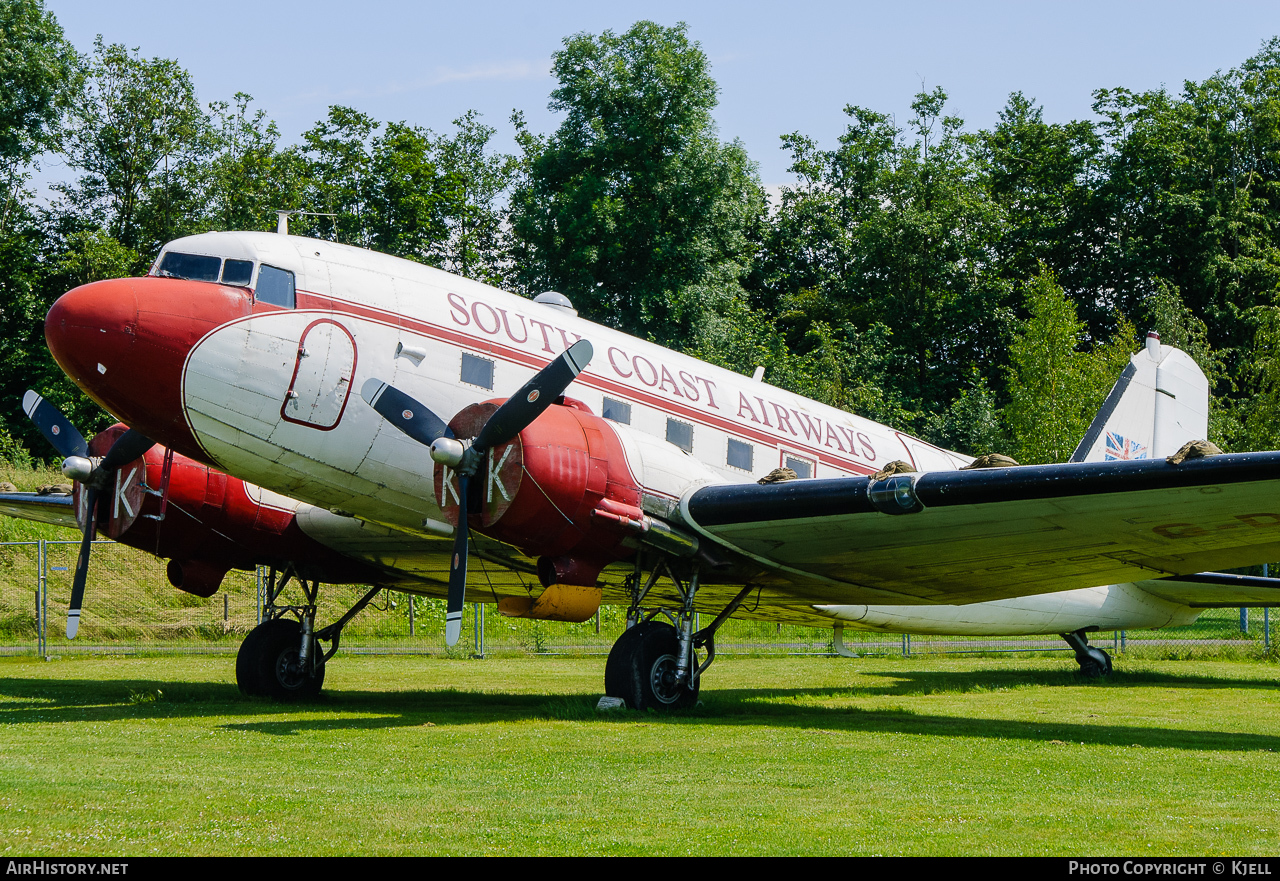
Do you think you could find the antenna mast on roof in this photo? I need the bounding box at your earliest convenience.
[273,210,337,236]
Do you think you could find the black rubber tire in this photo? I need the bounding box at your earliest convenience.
[604,620,698,711]
[235,623,269,695]
[255,617,325,701]
[1078,649,1113,678]
[604,621,648,701]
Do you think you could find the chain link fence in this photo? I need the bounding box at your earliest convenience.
[0,540,1271,658]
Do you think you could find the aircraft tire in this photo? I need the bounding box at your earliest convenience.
[604,620,698,711]
[255,617,326,701]
[1079,649,1113,679]
[235,624,270,696]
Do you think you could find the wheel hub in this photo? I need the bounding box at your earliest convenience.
[275,650,308,690]
[649,653,685,705]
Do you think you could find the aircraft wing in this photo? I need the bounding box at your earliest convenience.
[680,452,1280,606]
[0,491,78,529]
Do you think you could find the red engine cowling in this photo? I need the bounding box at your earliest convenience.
[434,399,644,587]
[77,425,381,596]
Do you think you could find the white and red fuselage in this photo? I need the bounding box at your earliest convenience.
[42,231,1203,635]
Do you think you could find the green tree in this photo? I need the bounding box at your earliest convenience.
[0,0,76,162]
[433,110,518,284]
[200,93,283,233]
[56,38,208,256]
[1004,270,1135,464]
[509,21,765,346]
[757,89,1012,431]
[977,92,1104,316]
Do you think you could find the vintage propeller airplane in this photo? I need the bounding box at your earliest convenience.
[4,228,1280,708]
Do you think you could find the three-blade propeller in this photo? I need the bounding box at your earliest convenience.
[22,391,154,638]
[362,340,594,645]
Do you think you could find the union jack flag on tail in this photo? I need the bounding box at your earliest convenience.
[1104,431,1147,461]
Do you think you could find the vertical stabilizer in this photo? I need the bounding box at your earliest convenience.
[1070,332,1209,463]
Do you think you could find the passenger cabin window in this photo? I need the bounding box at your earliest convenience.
[156,251,220,282]
[784,455,813,479]
[460,353,494,389]
[256,265,295,308]
[602,397,631,425]
[727,438,753,471]
[666,418,693,453]
[222,259,254,286]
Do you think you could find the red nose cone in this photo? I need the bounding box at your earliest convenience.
[45,276,251,463]
[46,278,140,393]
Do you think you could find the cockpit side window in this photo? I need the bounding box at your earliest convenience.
[156,251,221,282]
[221,259,254,286]
[256,264,295,308]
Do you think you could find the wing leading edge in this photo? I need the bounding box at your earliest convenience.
[0,491,78,529]
[680,452,1280,606]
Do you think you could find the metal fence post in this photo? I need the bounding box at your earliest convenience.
[37,539,45,658]
[408,593,415,637]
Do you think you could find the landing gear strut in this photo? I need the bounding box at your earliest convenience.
[236,565,381,701]
[604,556,754,711]
[1062,629,1113,678]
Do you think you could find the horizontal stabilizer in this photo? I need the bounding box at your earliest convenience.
[1138,572,1280,607]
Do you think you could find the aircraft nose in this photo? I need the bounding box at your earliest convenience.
[45,276,252,462]
[45,278,140,389]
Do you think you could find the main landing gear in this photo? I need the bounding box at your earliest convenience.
[604,556,754,711]
[236,565,382,701]
[1062,628,1113,678]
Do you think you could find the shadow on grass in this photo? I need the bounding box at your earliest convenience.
[0,664,1276,752]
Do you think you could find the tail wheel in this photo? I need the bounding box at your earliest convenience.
[605,620,698,711]
[1079,649,1113,679]
[254,617,326,701]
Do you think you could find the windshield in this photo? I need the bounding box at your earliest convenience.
[155,252,256,287]
[156,251,220,282]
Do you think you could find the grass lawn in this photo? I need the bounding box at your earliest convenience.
[0,652,1277,856]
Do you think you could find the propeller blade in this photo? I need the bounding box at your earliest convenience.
[360,379,452,446]
[67,486,100,639]
[22,391,88,459]
[363,340,593,648]
[65,429,152,639]
[445,474,470,646]
[474,340,593,450]
[101,429,154,471]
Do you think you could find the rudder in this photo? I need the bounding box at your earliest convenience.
[1070,331,1209,463]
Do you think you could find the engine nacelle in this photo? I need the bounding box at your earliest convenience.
[435,399,644,587]
[76,425,381,595]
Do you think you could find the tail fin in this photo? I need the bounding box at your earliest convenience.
[1070,331,1209,463]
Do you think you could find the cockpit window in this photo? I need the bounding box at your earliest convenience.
[222,259,254,286]
[156,251,221,282]
[256,264,295,308]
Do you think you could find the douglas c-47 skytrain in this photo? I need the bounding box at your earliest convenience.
[5,229,1280,708]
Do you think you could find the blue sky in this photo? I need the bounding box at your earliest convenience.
[43,0,1280,187]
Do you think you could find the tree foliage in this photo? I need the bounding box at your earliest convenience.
[509,21,765,347]
[1004,270,1135,464]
